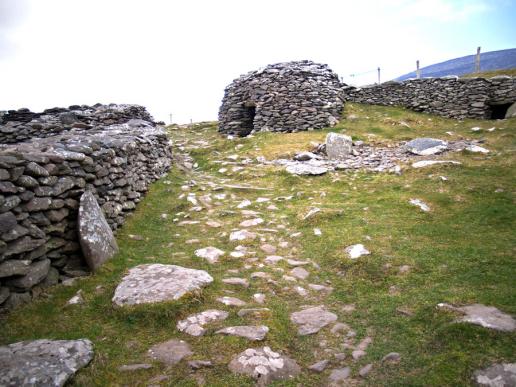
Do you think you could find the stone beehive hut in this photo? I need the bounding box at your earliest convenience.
[218,60,345,136]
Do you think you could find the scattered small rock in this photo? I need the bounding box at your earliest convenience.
[345,244,370,259]
[410,198,430,212]
[382,352,401,363]
[473,363,516,386]
[118,363,153,372]
[328,367,351,384]
[223,277,249,288]
[309,359,329,372]
[359,363,373,378]
[437,303,516,332]
[195,247,225,264]
[188,360,213,370]
[290,267,310,280]
[177,309,229,336]
[228,346,301,385]
[216,325,269,341]
[147,339,192,365]
[216,296,247,307]
[66,289,84,305]
[290,306,338,335]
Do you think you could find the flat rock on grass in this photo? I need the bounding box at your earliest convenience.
[223,277,249,288]
[195,247,225,264]
[177,309,229,336]
[78,191,119,271]
[230,230,257,241]
[473,363,516,386]
[0,339,94,387]
[215,325,269,341]
[405,138,448,155]
[286,164,328,176]
[438,303,516,332]
[147,339,192,365]
[345,244,370,259]
[290,306,338,335]
[240,218,264,227]
[290,267,310,280]
[217,296,247,307]
[260,244,277,254]
[228,346,301,386]
[309,359,329,372]
[412,160,461,168]
[112,264,213,306]
[409,198,430,212]
[329,367,351,384]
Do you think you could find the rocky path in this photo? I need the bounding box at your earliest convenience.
[131,129,386,385]
[107,128,513,385]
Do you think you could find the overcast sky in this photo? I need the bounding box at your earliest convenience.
[1,0,515,123]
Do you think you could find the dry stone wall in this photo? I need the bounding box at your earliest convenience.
[344,76,516,120]
[0,104,172,311]
[218,61,344,136]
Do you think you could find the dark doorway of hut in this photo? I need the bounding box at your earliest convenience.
[489,102,512,119]
[240,103,256,136]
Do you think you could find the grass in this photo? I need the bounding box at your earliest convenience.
[1,103,515,386]
[461,68,516,78]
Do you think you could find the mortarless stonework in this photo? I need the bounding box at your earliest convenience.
[218,60,344,136]
[0,104,172,311]
[344,76,516,120]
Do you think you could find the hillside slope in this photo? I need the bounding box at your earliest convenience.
[1,104,515,386]
[396,48,516,80]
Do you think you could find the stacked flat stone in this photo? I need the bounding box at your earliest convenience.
[0,104,154,144]
[218,60,345,136]
[0,104,172,311]
[344,76,516,120]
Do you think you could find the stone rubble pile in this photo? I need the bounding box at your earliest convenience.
[273,133,488,175]
[0,104,172,311]
[344,76,516,120]
[219,60,345,136]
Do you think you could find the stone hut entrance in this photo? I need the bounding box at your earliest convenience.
[240,102,256,136]
[489,102,514,119]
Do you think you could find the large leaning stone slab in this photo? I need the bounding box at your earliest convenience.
[438,303,516,332]
[147,339,192,365]
[405,138,448,155]
[112,264,213,306]
[326,132,353,160]
[0,339,94,387]
[228,346,301,385]
[177,309,229,336]
[78,191,119,271]
[290,306,338,335]
[473,363,516,386]
[286,164,328,176]
[505,102,516,119]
